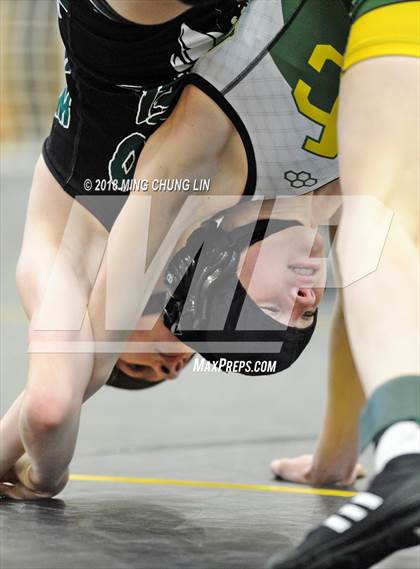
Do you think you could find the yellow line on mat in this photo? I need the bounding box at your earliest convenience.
[69,474,357,498]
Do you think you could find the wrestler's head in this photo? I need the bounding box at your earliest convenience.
[162,200,328,376]
[107,199,328,387]
[237,224,325,330]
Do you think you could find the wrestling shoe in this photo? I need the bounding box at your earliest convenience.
[268,454,420,569]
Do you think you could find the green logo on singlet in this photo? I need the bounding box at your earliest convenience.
[109,133,146,184]
[57,0,69,18]
[55,86,71,129]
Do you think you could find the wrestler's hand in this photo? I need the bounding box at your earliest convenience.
[270,454,366,487]
[0,454,69,500]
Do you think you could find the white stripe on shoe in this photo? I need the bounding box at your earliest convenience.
[322,492,384,534]
[351,492,384,511]
[323,515,352,534]
[338,504,368,522]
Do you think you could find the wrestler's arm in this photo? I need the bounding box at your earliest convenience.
[83,84,247,396]
[271,299,366,485]
[307,301,366,484]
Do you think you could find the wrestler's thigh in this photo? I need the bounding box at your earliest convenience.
[16,155,108,318]
[338,56,419,243]
[337,54,419,390]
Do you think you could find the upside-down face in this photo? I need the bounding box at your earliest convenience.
[237,226,327,329]
[115,313,195,384]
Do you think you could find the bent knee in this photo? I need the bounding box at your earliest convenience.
[22,389,79,432]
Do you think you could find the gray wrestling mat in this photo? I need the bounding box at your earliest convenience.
[1,163,419,569]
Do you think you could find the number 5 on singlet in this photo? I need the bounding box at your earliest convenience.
[270,0,351,159]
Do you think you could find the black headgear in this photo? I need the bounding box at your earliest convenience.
[163,217,318,376]
[106,368,166,391]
